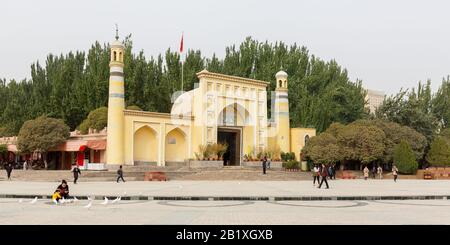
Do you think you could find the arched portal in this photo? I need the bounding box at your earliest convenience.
[133,126,158,164]
[165,128,187,162]
[217,103,253,166]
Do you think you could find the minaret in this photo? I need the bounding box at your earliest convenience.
[274,70,290,153]
[106,27,125,165]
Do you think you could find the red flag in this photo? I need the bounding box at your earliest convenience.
[179,33,184,53]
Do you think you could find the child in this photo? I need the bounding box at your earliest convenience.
[52,190,62,203]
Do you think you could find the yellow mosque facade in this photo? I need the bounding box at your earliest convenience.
[106,36,315,167]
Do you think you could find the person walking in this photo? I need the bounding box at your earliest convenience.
[318,163,329,189]
[23,160,28,171]
[262,156,267,175]
[331,164,337,180]
[117,165,126,183]
[312,164,320,186]
[328,164,334,180]
[363,166,369,180]
[377,165,383,179]
[5,162,13,180]
[72,164,81,184]
[371,165,376,179]
[267,157,271,169]
[223,151,230,166]
[392,165,399,182]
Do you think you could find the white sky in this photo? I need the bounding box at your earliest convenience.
[1,0,449,95]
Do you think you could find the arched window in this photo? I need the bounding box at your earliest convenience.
[304,135,310,145]
[113,51,117,61]
[279,80,282,87]
[119,52,122,62]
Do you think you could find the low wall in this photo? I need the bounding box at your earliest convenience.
[78,163,106,171]
[242,161,283,169]
[85,163,106,171]
[165,161,188,168]
[189,160,223,169]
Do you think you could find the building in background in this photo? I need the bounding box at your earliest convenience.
[365,89,385,114]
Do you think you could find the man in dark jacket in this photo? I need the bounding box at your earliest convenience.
[262,156,267,175]
[72,164,81,184]
[5,162,13,180]
[318,163,329,189]
[117,165,125,183]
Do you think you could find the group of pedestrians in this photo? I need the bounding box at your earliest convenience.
[363,165,399,182]
[71,163,126,183]
[2,160,35,180]
[311,163,401,189]
[363,165,382,180]
[312,163,335,189]
[2,159,126,183]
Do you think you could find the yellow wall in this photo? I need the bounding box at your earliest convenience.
[165,128,187,162]
[133,126,158,163]
[123,111,191,165]
[290,128,316,160]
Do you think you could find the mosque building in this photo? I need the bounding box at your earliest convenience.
[105,34,315,167]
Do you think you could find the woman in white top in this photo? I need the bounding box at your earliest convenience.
[363,166,369,180]
[312,165,320,186]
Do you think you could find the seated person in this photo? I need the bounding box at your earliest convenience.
[56,180,70,199]
[52,190,62,203]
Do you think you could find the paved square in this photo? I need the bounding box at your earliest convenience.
[0,179,449,224]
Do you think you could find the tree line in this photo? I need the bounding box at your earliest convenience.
[302,76,450,172]
[0,36,366,136]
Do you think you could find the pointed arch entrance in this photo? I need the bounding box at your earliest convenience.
[133,126,158,164]
[217,103,251,166]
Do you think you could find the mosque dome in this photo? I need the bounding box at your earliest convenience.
[111,39,123,47]
[170,89,195,117]
[275,70,288,79]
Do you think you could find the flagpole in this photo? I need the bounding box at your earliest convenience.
[181,32,184,92]
[181,53,184,92]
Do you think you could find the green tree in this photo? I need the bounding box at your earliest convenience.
[426,136,450,166]
[78,107,108,134]
[432,76,450,128]
[17,116,70,169]
[301,132,340,164]
[351,119,427,163]
[393,140,418,174]
[376,81,438,143]
[337,124,385,165]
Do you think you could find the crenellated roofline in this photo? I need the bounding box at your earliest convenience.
[196,70,270,87]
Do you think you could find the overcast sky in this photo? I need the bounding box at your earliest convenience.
[2,0,449,95]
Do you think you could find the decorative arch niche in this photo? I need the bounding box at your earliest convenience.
[133,126,158,164]
[165,128,187,162]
